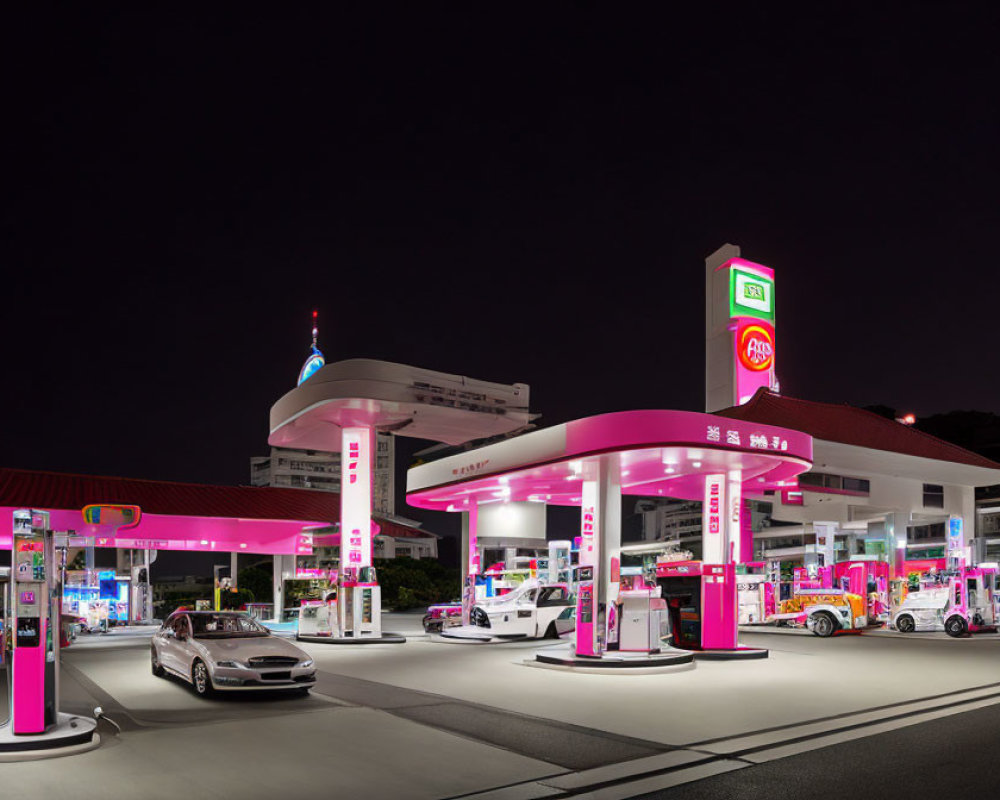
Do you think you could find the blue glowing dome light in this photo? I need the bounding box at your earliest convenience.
[296,309,325,385]
[298,347,325,386]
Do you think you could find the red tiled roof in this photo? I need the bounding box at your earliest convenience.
[715,390,1000,470]
[0,467,434,538]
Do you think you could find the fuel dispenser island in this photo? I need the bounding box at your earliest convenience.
[338,565,381,639]
[1,509,97,755]
[616,573,669,653]
[656,561,744,652]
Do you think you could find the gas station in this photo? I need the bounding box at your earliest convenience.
[5,245,1000,783]
[407,409,812,667]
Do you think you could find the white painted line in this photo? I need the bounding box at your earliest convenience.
[743,695,1000,764]
[452,780,567,799]
[539,750,710,791]
[574,759,748,800]
[698,684,1000,754]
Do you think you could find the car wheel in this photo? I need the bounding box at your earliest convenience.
[812,612,837,638]
[151,646,165,677]
[945,616,969,638]
[542,621,558,639]
[192,659,214,696]
[895,615,916,634]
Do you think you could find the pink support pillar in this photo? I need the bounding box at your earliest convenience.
[700,473,741,650]
[340,426,374,570]
[575,472,600,657]
[461,503,479,625]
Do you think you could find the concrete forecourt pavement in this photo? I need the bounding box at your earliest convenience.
[5,613,1000,799]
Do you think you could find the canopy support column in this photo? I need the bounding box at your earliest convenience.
[461,502,479,625]
[701,471,741,649]
[575,457,620,658]
[339,425,380,638]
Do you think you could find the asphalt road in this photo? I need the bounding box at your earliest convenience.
[637,700,1000,799]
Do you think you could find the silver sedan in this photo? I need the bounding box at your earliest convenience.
[152,611,317,696]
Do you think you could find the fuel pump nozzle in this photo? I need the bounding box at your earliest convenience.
[93,706,121,734]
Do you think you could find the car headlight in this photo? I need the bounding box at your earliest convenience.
[215,660,240,668]
[299,659,314,668]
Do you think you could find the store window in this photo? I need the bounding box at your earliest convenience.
[798,472,870,495]
[842,477,871,493]
[923,484,945,509]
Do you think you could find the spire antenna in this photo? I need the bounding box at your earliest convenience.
[297,309,326,386]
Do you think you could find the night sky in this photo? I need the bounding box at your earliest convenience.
[4,5,1000,511]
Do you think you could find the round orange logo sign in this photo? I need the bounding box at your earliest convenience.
[738,324,774,372]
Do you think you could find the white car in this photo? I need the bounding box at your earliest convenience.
[152,611,317,696]
[892,588,950,633]
[468,580,576,639]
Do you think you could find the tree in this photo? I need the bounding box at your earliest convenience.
[237,564,273,603]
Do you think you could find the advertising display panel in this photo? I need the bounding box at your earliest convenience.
[705,249,778,411]
[729,264,775,321]
[728,260,777,405]
[702,474,726,564]
[341,427,373,568]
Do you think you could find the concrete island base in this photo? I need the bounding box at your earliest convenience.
[532,644,696,672]
[0,714,100,760]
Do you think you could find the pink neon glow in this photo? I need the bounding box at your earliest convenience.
[0,507,326,554]
[408,410,812,510]
[12,619,47,734]
[713,256,775,278]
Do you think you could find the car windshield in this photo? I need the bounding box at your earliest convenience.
[189,613,268,638]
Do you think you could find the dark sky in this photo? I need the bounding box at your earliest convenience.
[4,3,1000,499]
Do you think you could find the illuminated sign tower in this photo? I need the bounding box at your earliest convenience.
[705,244,777,412]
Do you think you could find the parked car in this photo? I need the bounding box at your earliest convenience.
[772,589,868,637]
[893,569,998,637]
[891,587,950,633]
[151,611,317,696]
[467,579,576,639]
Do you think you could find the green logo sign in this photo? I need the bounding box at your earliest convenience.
[730,266,774,321]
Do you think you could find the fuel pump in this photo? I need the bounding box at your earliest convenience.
[1,509,98,753]
[10,509,57,734]
[574,565,597,657]
[338,565,381,638]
